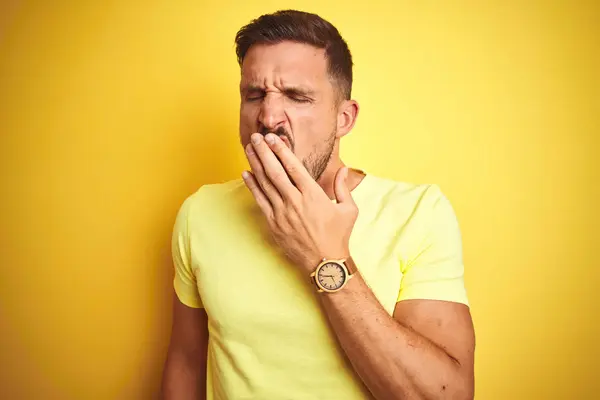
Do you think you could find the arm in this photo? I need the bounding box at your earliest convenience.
[161,294,209,400]
[317,258,475,400]
[164,191,209,398]
[241,133,474,399]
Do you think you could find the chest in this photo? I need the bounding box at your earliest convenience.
[190,205,403,342]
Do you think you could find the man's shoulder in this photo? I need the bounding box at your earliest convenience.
[176,178,247,220]
[366,173,448,210]
[185,178,246,203]
[366,174,461,250]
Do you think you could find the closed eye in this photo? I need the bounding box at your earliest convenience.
[289,96,310,103]
[246,95,264,102]
[285,89,313,104]
[245,91,265,102]
[242,87,314,103]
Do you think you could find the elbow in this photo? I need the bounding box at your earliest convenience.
[441,377,473,400]
[452,386,474,400]
[445,358,474,400]
[435,386,472,400]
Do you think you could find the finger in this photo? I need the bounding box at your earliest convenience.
[246,143,283,207]
[242,170,273,218]
[334,167,354,205]
[250,133,299,199]
[263,133,314,193]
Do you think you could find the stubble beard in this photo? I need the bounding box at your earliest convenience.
[260,126,336,182]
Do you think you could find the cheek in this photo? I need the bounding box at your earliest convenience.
[291,108,335,143]
[240,105,256,125]
[239,105,259,140]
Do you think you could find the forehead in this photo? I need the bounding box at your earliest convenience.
[240,42,330,88]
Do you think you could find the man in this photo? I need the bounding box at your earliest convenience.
[162,9,475,400]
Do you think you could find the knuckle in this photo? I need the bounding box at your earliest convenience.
[270,170,287,184]
[266,210,277,224]
[258,175,272,190]
[272,213,284,230]
[288,195,303,212]
[285,163,298,175]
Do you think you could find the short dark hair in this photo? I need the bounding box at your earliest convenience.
[235,9,353,101]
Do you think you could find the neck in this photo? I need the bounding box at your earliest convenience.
[316,158,344,200]
[316,143,366,200]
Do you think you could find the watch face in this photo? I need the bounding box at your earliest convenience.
[316,262,347,291]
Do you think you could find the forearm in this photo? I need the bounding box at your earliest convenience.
[316,261,469,399]
[161,350,206,400]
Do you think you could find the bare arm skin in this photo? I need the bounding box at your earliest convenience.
[318,258,475,400]
[161,295,209,400]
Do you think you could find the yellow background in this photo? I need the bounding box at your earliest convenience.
[1,1,598,399]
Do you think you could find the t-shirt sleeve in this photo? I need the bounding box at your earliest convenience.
[397,185,469,306]
[171,195,204,308]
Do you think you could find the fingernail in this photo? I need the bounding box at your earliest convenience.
[251,134,261,145]
[242,171,250,180]
[265,134,275,144]
[246,143,254,155]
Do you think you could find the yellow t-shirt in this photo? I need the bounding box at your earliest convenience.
[172,173,469,400]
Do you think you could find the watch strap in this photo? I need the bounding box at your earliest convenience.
[341,257,357,275]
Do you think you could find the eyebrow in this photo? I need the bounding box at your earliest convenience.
[241,84,316,97]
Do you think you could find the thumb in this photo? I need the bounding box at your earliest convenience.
[334,167,352,204]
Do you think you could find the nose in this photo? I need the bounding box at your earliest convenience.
[258,92,286,133]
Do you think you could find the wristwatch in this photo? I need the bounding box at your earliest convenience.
[310,257,355,293]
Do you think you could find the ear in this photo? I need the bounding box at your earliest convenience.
[335,99,360,139]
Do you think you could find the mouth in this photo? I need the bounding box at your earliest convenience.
[257,125,293,151]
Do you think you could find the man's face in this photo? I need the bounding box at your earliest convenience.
[239,41,339,181]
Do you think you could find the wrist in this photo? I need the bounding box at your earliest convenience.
[341,255,358,275]
[304,249,351,274]
[308,255,357,294]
